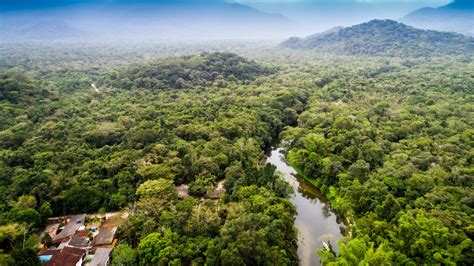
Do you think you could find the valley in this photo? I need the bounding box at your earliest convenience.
[0,7,473,265]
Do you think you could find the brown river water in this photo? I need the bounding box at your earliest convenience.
[266,148,345,266]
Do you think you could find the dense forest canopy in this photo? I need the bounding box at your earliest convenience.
[107,52,275,90]
[0,34,473,265]
[0,48,308,265]
[281,19,474,57]
[282,56,474,264]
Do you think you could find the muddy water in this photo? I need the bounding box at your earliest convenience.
[266,148,345,266]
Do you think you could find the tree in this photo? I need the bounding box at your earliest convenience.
[41,233,52,248]
[137,164,175,181]
[9,208,41,230]
[112,244,138,266]
[138,230,179,265]
[136,179,177,202]
[184,203,220,236]
[347,160,371,183]
[10,248,41,266]
[0,223,26,251]
[38,202,52,225]
[189,173,215,197]
[12,196,37,209]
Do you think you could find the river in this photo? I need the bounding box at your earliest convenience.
[266,148,345,266]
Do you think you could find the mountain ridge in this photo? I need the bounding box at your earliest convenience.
[401,0,474,36]
[0,2,295,41]
[280,19,474,57]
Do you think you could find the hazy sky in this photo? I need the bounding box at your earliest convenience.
[0,0,453,11]
[0,0,461,41]
[239,0,450,3]
[0,0,454,6]
[238,0,451,5]
[0,0,453,12]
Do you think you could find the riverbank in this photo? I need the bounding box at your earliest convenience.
[267,148,345,266]
[287,158,355,235]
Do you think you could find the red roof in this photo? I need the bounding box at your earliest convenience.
[43,246,85,266]
[38,248,60,256]
[74,229,89,238]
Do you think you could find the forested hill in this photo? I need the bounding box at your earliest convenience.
[280,19,474,57]
[107,52,275,90]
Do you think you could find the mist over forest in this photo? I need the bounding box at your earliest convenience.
[1,0,472,41]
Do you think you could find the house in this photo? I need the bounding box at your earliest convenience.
[52,214,86,243]
[93,227,117,246]
[43,246,86,266]
[38,248,60,264]
[89,247,113,266]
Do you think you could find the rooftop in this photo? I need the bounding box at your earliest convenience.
[74,229,89,238]
[89,247,112,266]
[43,246,85,266]
[67,236,90,248]
[52,214,86,242]
[94,227,117,246]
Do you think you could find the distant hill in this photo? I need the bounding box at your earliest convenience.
[108,52,275,90]
[401,0,474,36]
[15,21,84,40]
[280,19,474,56]
[0,2,295,41]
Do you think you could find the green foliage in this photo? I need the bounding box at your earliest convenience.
[283,52,474,264]
[318,238,395,265]
[41,233,52,248]
[0,70,54,105]
[108,52,275,90]
[0,42,472,265]
[281,19,474,57]
[112,244,138,266]
[38,202,52,221]
[9,248,41,266]
[136,179,177,201]
[0,223,26,251]
[9,208,41,229]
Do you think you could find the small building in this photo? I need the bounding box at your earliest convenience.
[89,247,113,266]
[43,246,86,266]
[38,248,60,264]
[93,227,117,247]
[52,214,86,244]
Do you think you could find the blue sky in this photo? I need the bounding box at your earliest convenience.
[0,0,453,5]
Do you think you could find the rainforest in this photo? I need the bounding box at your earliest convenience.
[0,1,473,265]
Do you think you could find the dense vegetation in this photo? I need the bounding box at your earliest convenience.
[283,57,474,264]
[0,50,305,265]
[281,19,474,56]
[107,52,275,90]
[0,39,473,265]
